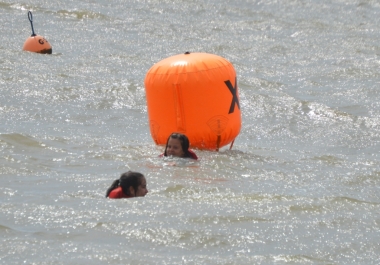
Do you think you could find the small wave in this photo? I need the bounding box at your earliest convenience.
[311,155,343,165]
[272,254,329,264]
[56,9,109,20]
[331,196,379,205]
[0,2,12,9]
[5,3,110,21]
[0,133,45,149]
[189,215,269,224]
[0,223,12,231]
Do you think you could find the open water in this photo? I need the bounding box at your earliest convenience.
[1,0,380,264]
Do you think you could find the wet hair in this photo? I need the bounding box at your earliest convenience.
[105,171,145,198]
[164,132,193,158]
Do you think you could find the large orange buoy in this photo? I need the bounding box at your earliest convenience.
[144,52,241,151]
[22,11,52,54]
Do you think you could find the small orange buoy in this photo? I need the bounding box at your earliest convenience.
[23,35,52,54]
[22,11,52,54]
[144,52,241,151]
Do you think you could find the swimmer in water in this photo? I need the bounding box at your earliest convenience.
[106,171,148,199]
[162,132,198,160]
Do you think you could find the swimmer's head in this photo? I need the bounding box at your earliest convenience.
[164,133,190,158]
[119,171,148,197]
[106,171,148,198]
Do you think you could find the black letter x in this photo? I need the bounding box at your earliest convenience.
[225,78,240,114]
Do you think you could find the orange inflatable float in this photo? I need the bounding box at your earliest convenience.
[144,52,241,151]
[23,11,52,54]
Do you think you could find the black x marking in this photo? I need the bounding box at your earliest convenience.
[224,77,240,114]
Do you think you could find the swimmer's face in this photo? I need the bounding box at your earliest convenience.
[133,177,148,197]
[166,137,185,157]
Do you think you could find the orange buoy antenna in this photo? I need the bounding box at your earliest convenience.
[22,11,52,54]
[28,11,37,37]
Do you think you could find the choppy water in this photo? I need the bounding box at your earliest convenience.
[1,0,380,264]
